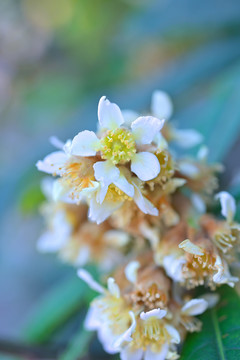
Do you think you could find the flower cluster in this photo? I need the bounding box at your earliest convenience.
[37,91,240,359]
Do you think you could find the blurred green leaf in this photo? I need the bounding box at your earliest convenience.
[59,326,93,360]
[181,286,240,359]
[175,60,240,163]
[19,183,45,214]
[22,273,95,344]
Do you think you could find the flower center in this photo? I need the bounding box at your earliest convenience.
[126,283,167,310]
[182,251,217,289]
[100,128,136,164]
[132,319,168,351]
[94,296,131,336]
[105,184,133,203]
[62,158,95,199]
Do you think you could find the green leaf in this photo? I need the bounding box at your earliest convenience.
[19,183,45,214]
[22,273,94,344]
[175,60,240,162]
[181,286,240,360]
[59,326,93,360]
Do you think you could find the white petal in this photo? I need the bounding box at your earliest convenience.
[215,191,236,223]
[52,180,67,201]
[94,160,120,186]
[199,293,219,309]
[75,246,90,266]
[40,177,54,199]
[154,133,168,151]
[36,151,67,175]
[49,135,65,149]
[63,139,72,155]
[114,311,136,349]
[131,152,160,181]
[178,161,200,178]
[77,269,105,294]
[139,222,160,248]
[197,145,209,161]
[140,308,167,321]
[89,196,123,224]
[151,90,173,120]
[120,346,143,360]
[212,255,224,283]
[98,96,124,130]
[122,109,139,126]
[145,344,169,360]
[51,180,79,204]
[125,261,140,284]
[179,239,204,256]
[107,278,120,298]
[163,255,186,282]
[213,257,239,286]
[37,231,64,252]
[131,116,164,145]
[104,230,129,247]
[70,130,100,156]
[80,181,99,198]
[113,173,134,197]
[84,305,102,330]
[133,183,158,216]
[181,299,208,316]
[164,325,180,344]
[96,184,109,204]
[99,325,119,354]
[172,129,203,148]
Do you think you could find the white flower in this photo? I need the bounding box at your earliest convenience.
[78,269,181,360]
[179,239,239,288]
[215,191,236,224]
[81,175,158,224]
[69,96,164,183]
[116,308,180,360]
[36,137,96,201]
[78,269,131,354]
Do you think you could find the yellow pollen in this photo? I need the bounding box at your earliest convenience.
[105,184,132,203]
[61,160,95,198]
[100,128,136,164]
[132,318,170,352]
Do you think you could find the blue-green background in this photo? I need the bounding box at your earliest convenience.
[0,0,240,358]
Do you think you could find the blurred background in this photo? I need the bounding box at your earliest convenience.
[1,0,240,358]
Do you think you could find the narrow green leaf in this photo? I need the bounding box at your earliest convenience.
[59,326,93,360]
[22,274,94,344]
[181,286,240,360]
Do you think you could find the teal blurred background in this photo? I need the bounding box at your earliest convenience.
[1,0,240,356]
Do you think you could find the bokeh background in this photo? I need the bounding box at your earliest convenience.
[1,0,240,358]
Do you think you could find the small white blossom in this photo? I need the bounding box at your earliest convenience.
[70,96,164,183]
[81,175,158,224]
